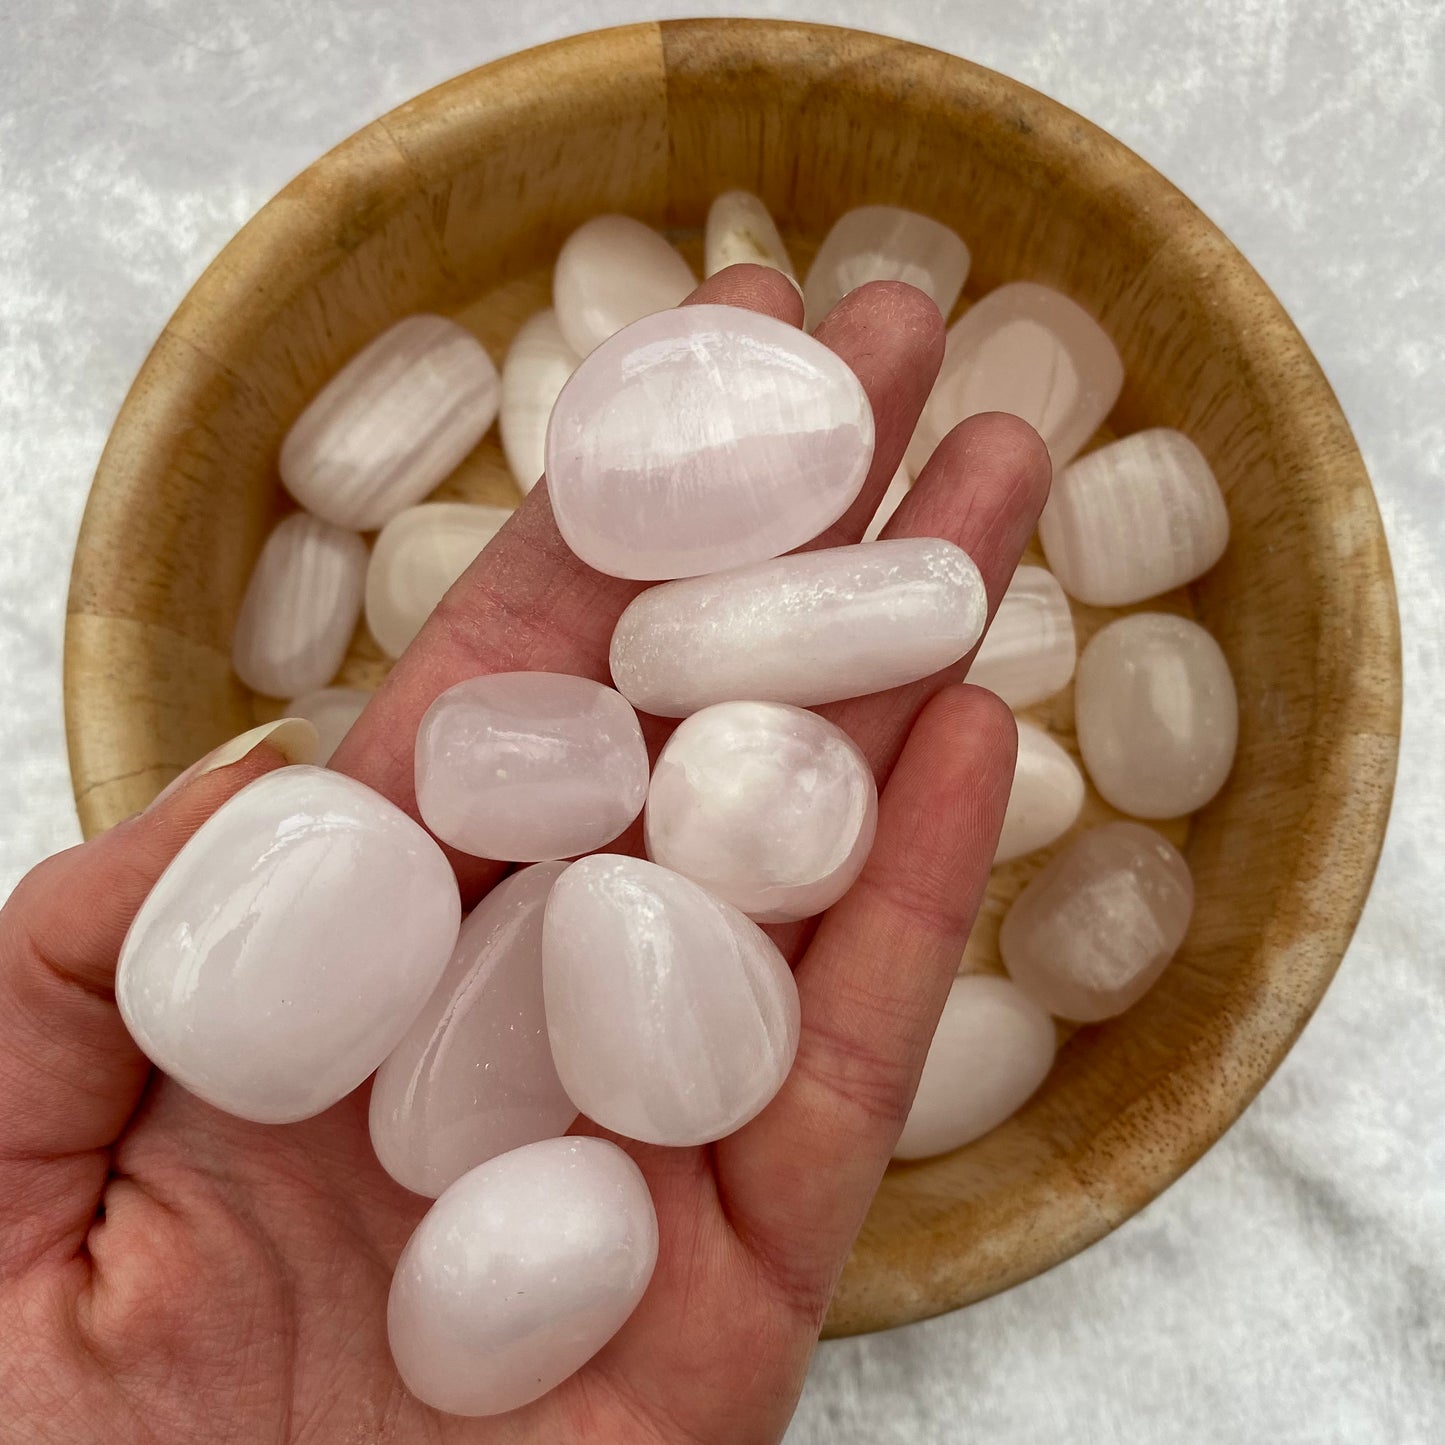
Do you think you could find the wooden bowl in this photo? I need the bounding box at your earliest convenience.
[64,20,1401,1335]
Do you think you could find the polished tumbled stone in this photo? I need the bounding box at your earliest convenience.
[995,721,1086,864]
[370,863,577,1198]
[705,190,795,280]
[610,537,986,716]
[543,855,800,1146]
[388,1137,657,1417]
[117,766,460,1123]
[232,512,368,699]
[499,309,579,494]
[1001,821,1194,1022]
[646,701,878,923]
[1040,428,1230,605]
[1075,612,1238,818]
[545,304,874,579]
[284,685,371,764]
[415,672,649,862]
[893,974,1056,1160]
[967,564,1077,709]
[280,314,499,531]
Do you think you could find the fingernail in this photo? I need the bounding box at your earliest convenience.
[149,718,321,808]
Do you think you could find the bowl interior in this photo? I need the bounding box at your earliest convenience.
[64,20,1400,1334]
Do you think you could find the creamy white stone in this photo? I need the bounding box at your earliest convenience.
[996,722,1086,864]
[499,309,578,493]
[284,686,370,764]
[705,190,795,280]
[967,564,1077,709]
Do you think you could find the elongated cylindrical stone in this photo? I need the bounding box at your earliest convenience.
[280,315,499,531]
[646,701,878,923]
[543,855,800,1146]
[610,537,986,717]
[285,685,371,764]
[231,512,368,698]
[705,190,795,280]
[967,564,1077,709]
[547,305,874,580]
[370,863,576,1198]
[804,205,970,330]
[1001,821,1194,1022]
[995,722,1085,864]
[116,766,460,1123]
[499,309,579,494]
[1039,428,1230,605]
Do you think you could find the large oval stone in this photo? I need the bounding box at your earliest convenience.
[543,855,800,1146]
[116,766,460,1123]
[388,1137,657,1417]
[545,304,875,580]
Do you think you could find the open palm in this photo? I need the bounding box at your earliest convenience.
[0,268,1049,1444]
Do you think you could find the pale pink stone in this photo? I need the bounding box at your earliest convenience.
[285,685,371,764]
[364,501,511,658]
[543,855,800,1146]
[388,1137,657,1417]
[546,304,875,579]
[499,309,579,494]
[370,863,576,1197]
[552,215,697,357]
[1075,612,1238,818]
[804,205,970,330]
[862,464,911,541]
[609,537,986,717]
[995,721,1085,864]
[1040,428,1230,605]
[705,190,795,280]
[967,564,1077,708]
[116,766,460,1123]
[645,701,877,923]
[415,672,649,862]
[893,975,1056,1159]
[1000,821,1194,1022]
[231,512,367,698]
[280,315,499,531]
[907,282,1123,475]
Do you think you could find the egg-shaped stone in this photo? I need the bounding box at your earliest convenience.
[364,501,511,658]
[1076,612,1238,818]
[231,512,368,699]
[610,537,986,717]
[995,722,1085,864]
[116,766,460,1123]
[1040,429,1230,606]
[646,701,878,923]
[907,282,1123,475]
[388,1136,657,1417]
[893,975,1056,1159]
[415,672,649,862]
[543,855,800,1146]
[280,314,499,531]
[804,205,970,330]
[285,685,371,764]
[499,309,579,493]
[545,304,875,580]
[966,564,1077,709]
[1000,821,1194,1022]
[552,215,697,358]
[370,863,576,1198]
[705,190,795,280]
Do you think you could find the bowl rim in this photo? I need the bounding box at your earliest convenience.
[64,18,1402,1335]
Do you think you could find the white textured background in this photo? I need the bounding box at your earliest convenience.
[2,2,1442,1440]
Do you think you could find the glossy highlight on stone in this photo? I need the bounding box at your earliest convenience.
[415,672,649,861]
[804,205,970,330]
[610,537,986,716]
[1075,612,1239,819]
[967,564,1077,709]
[365,501,511,658]
[705,190,795,280]
[543,855,800,1146]
[995,721,1086,864]
[499,309,579,493]
[907,282,1123,475]
[547,304,875,580]
[388,1137,657,1417]
[285,685,371,764]
[1000,821,1194,1022]
[231,512,367,698]
[370,863,576,1198]
[1040,429,1229,606]
[552,214,696,357]
[117,766,460,1123]
[646,701,877,923]
[893,975,1056,1160]
[280,315,500,531]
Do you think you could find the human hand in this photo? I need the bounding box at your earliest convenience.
[0,266,1049,1443]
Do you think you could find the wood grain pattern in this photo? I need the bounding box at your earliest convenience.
[63,19,1401,1337]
